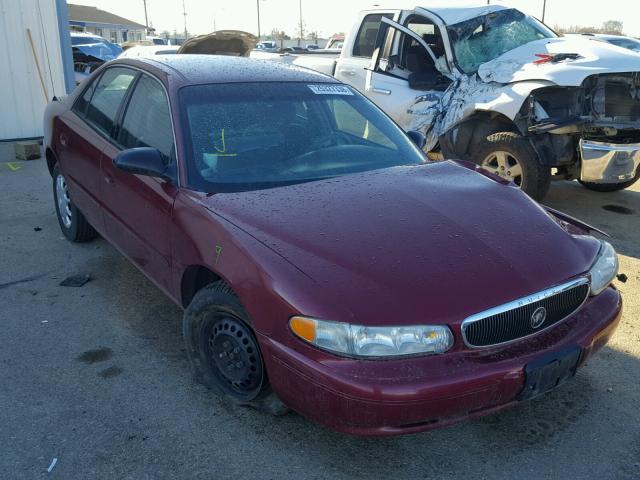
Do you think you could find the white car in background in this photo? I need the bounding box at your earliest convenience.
[118,45,179,58]
[574,34,640,53]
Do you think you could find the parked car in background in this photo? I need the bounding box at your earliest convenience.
[254,41,279,53]
[325,33,345,50]
[43,55,621,436]
[575,33,640,53]
[280,46,307,53]
[269,6,640,200]
[146,36,168,46]
[118,45,179,58]
[70,32,123,85]
[306,44,320,50]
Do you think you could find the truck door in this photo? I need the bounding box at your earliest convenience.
[334,12,396,92]
[365,16,452,139]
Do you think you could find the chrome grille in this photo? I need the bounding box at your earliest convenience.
[461,278,590,348]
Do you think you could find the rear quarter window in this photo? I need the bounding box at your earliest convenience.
[353,13,394,58]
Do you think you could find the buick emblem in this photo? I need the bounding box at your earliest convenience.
[531,307,547,329]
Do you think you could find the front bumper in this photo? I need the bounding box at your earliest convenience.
[259,287,622,437]
[580,139,640,183]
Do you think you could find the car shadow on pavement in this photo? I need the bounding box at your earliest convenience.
[544,180,640,260]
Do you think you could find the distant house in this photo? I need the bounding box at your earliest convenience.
[67,4,146,43]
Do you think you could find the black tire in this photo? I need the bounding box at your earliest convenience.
[472,131,551,201]
[183,282,289,416]
[579,170,640,192]
[52,164,98,242]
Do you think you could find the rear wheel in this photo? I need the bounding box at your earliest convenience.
[473,132,551,201]
[183,282,289,416]
[52,164,98,242]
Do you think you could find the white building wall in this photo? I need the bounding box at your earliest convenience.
[0,0,67,140]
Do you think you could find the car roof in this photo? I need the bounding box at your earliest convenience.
[121,54,339,85]
[364,4,510,25]
[119,45,180,57]
[419,4,509,25]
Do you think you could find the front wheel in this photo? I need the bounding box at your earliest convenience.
[473,132,551,201]
[182,282,289,416]
[52,164,97,242]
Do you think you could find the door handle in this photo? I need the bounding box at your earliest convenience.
[341,69,357,77]
[367,86,392,95]
[59,134,68,147]
[104,173,114,185]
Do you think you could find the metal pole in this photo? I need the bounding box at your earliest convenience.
[256,0,261,39]
[298,0,303,46]
[143,0,149,29]
[182,0,188,39]
[542,0,547,23]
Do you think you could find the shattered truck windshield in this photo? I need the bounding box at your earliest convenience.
[448,8,556,74]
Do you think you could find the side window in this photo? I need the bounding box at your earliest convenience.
[85,67,136,136]
[353,13,393,58]
[72,77,98,118]
[399,18,443,75]
[118,75,175,167]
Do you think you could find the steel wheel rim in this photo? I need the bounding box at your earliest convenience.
[481,151,523,186]
[56,174,72,228]
[206,316,264,399]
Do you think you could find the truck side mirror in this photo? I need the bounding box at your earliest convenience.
[407,130,427,150]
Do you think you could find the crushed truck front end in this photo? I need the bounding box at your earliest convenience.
[521,72,640,187]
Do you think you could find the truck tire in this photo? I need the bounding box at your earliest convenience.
[472,132,551,201]
[579,170,640,192]
[183,281,289,416]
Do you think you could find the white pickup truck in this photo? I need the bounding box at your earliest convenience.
[273,5,640,200]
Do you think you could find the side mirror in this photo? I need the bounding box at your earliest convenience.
[407,130,427,150]
[408,71,439,91]
[114,147,170,181]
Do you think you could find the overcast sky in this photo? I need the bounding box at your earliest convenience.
[74,0,640,38]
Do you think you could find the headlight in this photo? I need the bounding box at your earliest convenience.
[588,241,618,296]
[289,316,453,358]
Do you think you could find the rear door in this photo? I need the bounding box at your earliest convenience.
[57,67,137,233]
[100,73,178,292]
[365,16,452,132]
[334,12,396,92]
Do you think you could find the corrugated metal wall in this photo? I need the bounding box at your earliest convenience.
[0,0,68,140]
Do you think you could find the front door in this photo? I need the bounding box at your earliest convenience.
[101,73,178,292]
[365,16,452,142]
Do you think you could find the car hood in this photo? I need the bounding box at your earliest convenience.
[202,162,600,326]
[478,37,640,85]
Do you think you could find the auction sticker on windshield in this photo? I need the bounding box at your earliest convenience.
[307,84,354,95]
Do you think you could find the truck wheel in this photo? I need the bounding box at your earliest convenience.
[52,164,98,242]
[183,282,289,416]
[579,170,640,192]
[473,132,551,201]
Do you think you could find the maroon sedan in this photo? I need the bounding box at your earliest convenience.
[43,55,622,436]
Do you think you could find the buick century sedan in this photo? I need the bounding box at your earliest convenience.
[43,55,622,436]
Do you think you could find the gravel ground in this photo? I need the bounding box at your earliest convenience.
[0,143,638,479]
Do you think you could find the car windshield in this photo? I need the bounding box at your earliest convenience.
[606,37,640,52]
[179,82,425,192]
[448,8,557,73]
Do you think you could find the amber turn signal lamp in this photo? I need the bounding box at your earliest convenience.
[289,316,316,342]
